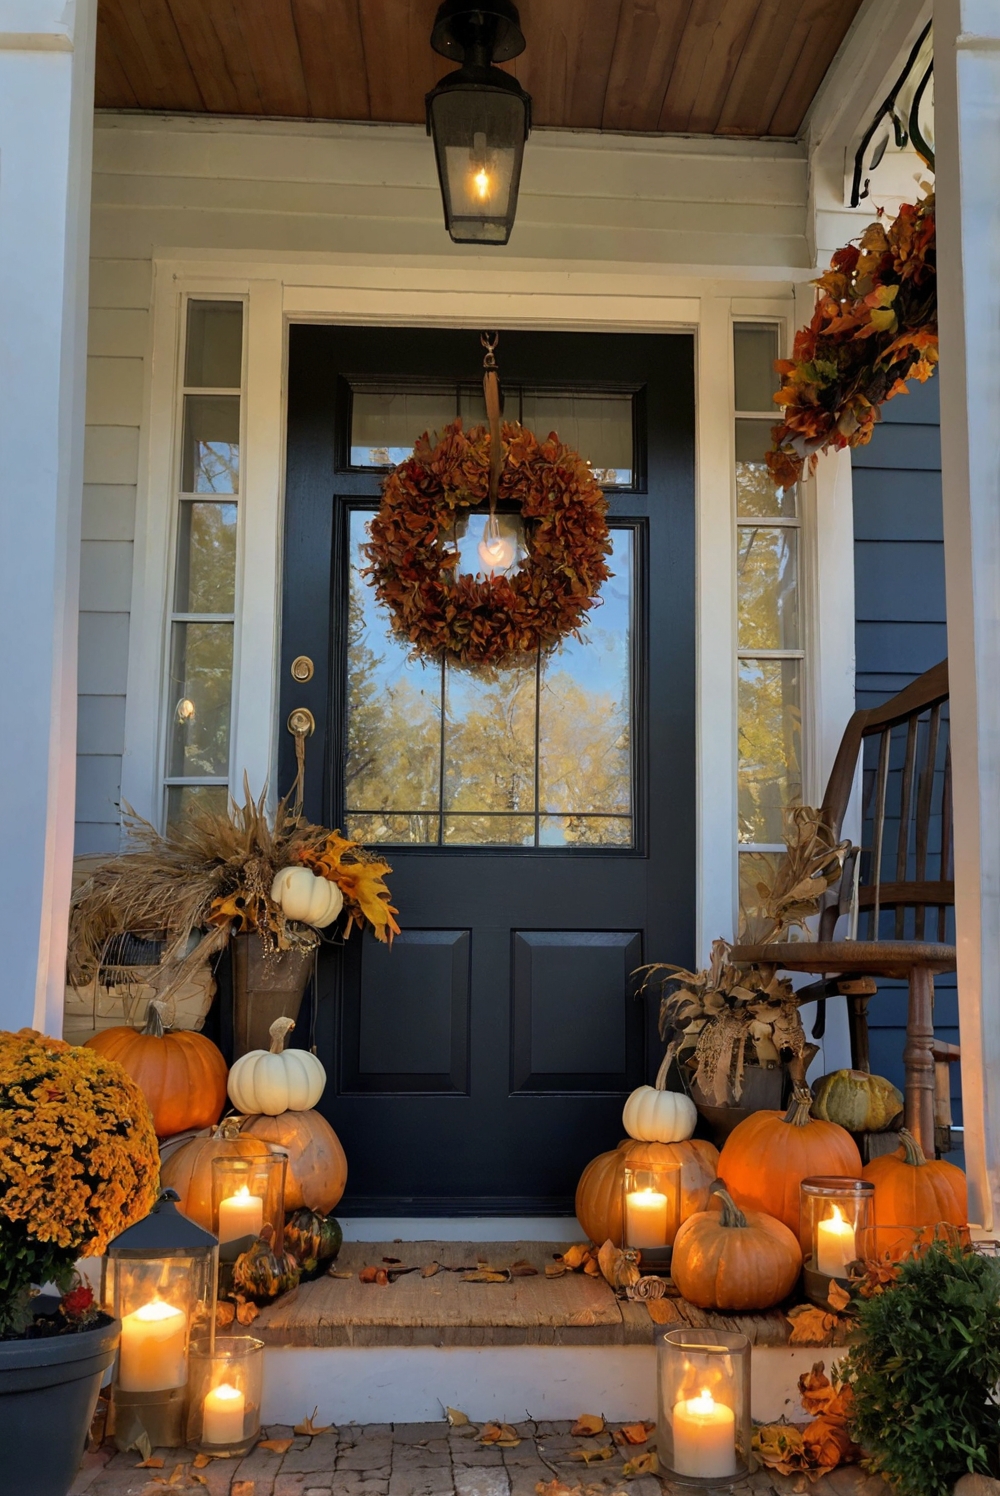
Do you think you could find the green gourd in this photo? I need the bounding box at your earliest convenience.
[811,1069,903,1132]
[284,1210,343,1273]
[233,1225,300,1303]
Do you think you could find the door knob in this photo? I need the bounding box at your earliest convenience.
[287,707,316,737]
[290,655,314,682]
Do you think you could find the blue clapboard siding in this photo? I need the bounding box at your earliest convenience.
[851,372,962,1142]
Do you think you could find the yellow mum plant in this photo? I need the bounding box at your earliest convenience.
[0,1028,159,1336]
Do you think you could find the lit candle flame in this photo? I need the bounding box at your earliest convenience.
[826,1203,845,1227]
[691,1389,716,1413]
[210,1382,242,1403]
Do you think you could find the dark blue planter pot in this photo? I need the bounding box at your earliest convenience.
[0,1301,120,1496]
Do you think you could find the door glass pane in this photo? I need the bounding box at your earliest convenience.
[344,513,442,832]
[182,395,240,493]
[343,514,635,848]
[737,526,799,650]
[166,783,229,829]
[443,661,536,814]
[185,302,243,389]
[735,419,795,518]
[521,391,633,485]
[174,501,237,613]
[350,386,457,467]
[738,658,801,844]
[539,529,632,828]
[167,621,233,778]
[734,323,779,412]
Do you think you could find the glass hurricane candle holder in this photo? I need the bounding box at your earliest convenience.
[657,1328,751,1487]
[801,1176,874,1305]
[622,1160,681,1273]
[103,1190,218,1450]
[187,1335,265,1457]
[211,1152,287,1255]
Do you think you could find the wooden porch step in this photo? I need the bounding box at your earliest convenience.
[254,1240,809,1349]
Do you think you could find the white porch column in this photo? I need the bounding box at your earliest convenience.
[0,1,96,1034]
[934,0,1000,1228]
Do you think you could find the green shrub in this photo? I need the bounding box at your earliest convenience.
[845,1241,1000,1496]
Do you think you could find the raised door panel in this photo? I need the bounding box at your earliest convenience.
[511,930,643,1092]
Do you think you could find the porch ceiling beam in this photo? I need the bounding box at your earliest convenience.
[935,0,1000,1231]
[0,0,97,1033]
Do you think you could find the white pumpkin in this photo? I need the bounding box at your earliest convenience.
[623,1084,697,1144]
[228,1017,326,1115]
[271,865,343,929]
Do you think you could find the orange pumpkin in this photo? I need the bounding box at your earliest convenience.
[863,1127,968,1261]
[159,1118,271,1231]
[672,1185,802,1311]
[85,1000,228,1138]
[718,1087,861,1249]
[239,1109,347,1214]
[575,1137,719,1248]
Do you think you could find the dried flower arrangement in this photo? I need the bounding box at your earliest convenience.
[68,783,400,1008]
[766,190,937,489]
[0,1029,160,1336]
[639,807,851,1107]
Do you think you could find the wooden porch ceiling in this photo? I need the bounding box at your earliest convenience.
[95,0,863,138]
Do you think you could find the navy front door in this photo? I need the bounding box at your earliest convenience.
[281,325,695,1213]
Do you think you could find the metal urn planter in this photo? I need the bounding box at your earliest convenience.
[231,934,314,1058]
[0,1300,120,1496]
[690,1064,786,1146]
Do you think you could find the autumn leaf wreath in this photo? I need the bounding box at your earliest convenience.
[364,418,613,668]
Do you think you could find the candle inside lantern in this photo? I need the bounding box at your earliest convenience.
[217,1185,264,1245]
[202,1382,245,1445]
[672,1389,737,1479]
[816,1203,856,1278]
[626,1187,669,1249]
[118,1299,187,1392]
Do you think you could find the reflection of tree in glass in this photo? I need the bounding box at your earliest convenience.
[168,622,233,778]
[738,659,801,844]
[179,503,236,612]
[445,664,536,816]
[541,671,629,817]
[195,441,239,494]
[344,581,440,840]
[737,527,798,651]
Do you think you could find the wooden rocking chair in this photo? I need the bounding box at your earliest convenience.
[730,659,957,1159]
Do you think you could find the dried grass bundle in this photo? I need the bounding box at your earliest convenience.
[638,808,849,1106]
[67,781,398,1004]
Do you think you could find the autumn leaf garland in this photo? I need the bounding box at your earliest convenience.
[766,190,937,488]
[364,418,613,668]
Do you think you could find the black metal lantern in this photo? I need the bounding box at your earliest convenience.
[426,0,532,245]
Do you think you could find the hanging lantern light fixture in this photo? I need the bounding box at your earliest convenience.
[426,1,532,245]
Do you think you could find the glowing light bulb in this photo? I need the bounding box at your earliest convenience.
[175,697,196,724]
[477,531,515,573]
[473,167,491,200]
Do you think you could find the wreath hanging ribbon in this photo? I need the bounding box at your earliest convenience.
[364,333,613,668]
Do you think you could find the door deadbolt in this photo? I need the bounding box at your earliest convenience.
[290,655,314,683]
[287,707,316,738]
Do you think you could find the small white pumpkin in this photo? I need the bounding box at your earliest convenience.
[271,865,343,929]
[623,1077,697,1144]
[228,1017,326,1115]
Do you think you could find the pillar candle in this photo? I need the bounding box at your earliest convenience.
[203,1382,245,1445]
[672,1390,737,1479]
[816,1204,856,1277]
[625,1188,668,1248]
[118,1299,187,1392]
[217,1185,264,1245]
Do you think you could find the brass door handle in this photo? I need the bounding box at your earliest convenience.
[290,655,314,682]
[287,707,316,738]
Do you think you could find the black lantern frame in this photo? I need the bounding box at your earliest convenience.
[426,0,532,245]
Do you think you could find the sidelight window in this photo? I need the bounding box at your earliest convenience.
[163,300,244,827]
[733,323,803,914]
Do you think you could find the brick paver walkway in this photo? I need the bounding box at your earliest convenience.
[69,1420,888,1496]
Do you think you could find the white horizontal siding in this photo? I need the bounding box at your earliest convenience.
[77,237,149,852]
